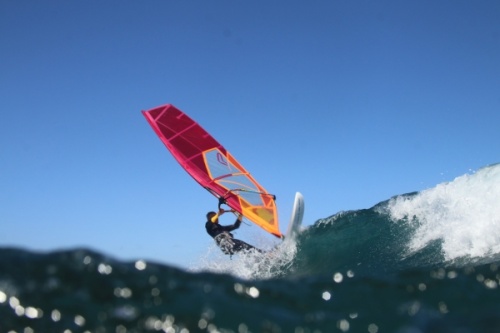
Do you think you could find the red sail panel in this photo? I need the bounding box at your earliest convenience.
[142,104,281,238]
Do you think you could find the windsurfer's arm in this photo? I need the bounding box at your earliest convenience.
[233,213,243,228]
[219,213,242,231]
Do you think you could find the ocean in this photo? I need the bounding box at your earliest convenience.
[1,163,499,333]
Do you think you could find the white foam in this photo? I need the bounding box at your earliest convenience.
[388,164,500,261]
[189,240,297,280]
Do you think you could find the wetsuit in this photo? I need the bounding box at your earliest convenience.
[205,216,260,255]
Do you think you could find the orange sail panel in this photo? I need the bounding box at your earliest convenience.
[142,104,281,238]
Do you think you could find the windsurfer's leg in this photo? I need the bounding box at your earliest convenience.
[219,243,234,255]
[216,235,235,255]
[232,239,264,253]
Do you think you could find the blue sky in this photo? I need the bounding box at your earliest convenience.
[1,1,499,269]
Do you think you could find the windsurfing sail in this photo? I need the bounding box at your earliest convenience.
[142,104,282,238]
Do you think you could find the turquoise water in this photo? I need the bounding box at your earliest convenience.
[1,163,499,332]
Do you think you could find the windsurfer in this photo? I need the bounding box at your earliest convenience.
[205,209,263,255]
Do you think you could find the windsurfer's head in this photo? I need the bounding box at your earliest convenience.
[206,211,217,222]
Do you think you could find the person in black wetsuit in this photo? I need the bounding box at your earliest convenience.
[205,208,262,255]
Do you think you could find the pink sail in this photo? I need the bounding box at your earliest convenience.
[142,104,281,238]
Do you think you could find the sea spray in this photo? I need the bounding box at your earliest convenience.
[387,163,500,262]
[190,238,298,280]
[191,164,500,279]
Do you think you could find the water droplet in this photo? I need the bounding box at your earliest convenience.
[333,272,344,283]
[135,260,147,270]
